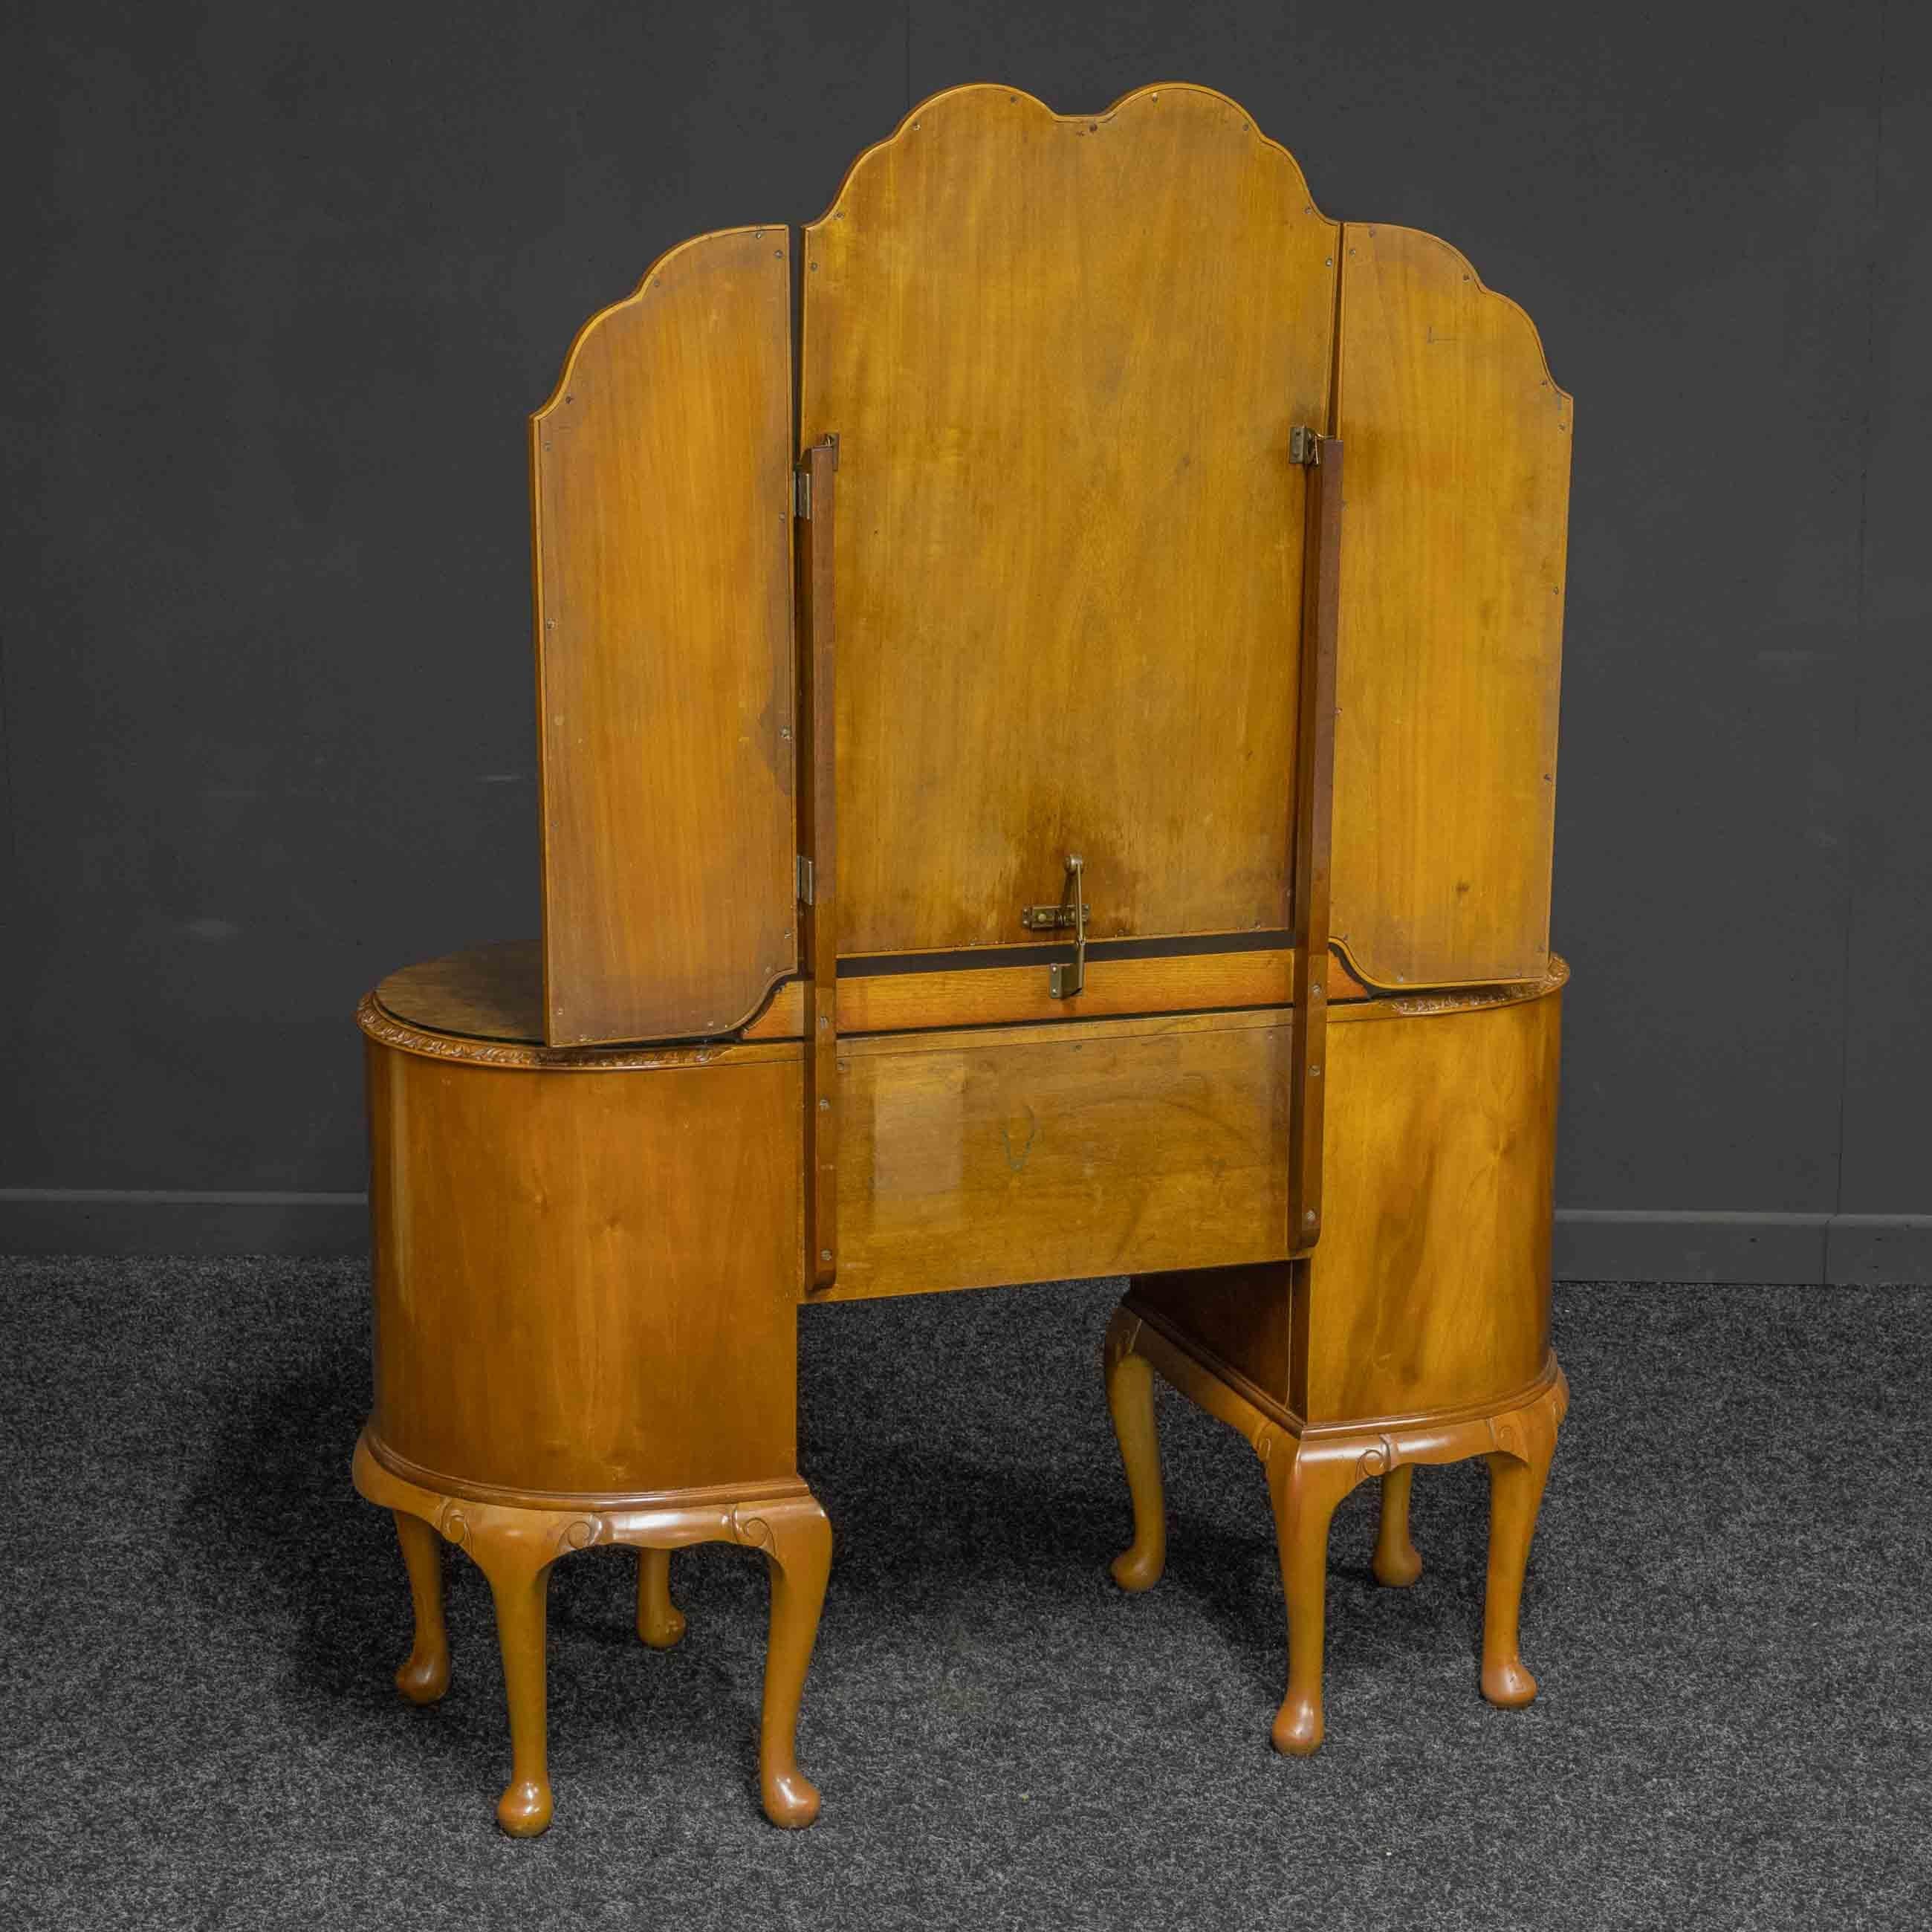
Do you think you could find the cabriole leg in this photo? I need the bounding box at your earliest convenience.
[748,1497,833,1829]
[1372,1463,1424,1588]
[1103,1309,1167,1591]
[1265,1450,1360,1756]
[1482,1411,1558,1709]
[636,1546,686,1650]
[475,1540,560,1837]
[392,1508,451,1703]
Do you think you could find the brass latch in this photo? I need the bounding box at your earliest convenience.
[1288,425,1323,467]
[1022,855,1087,998]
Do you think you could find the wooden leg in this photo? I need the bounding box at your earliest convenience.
[354,1437,838,1834]
[392,1508,451,1704]
[1372,1463,1423,1588]
[1482,1412,1557,1709]
[1265,1448,1360,1756]
[745,1497,832,1829]
[636,1546,686,1650]
[1103,1309,1167,1592]
[1081,1334,1570,1758]
[474,1539,558,1838]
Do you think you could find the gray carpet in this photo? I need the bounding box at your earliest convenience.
[1,1258,1928,1931]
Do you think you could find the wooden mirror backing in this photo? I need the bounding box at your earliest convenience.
[802,83,1335,961]
[531,227,797,1048]
[528,85,1571,1048]
[1329,221,1570,991]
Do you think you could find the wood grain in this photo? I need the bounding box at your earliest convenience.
[824,973,1563,1309]
[377,941,545,1041]
[1330,222,1572,991]
[1102,1308,1566,1754]
[376,941,1370,1046]
[1288,437,1343,1253]
[1121,1258,1301,1415]
[1300,983,1562,1424]
[533,226,797,1046]
[783,948,1365,1037]
[1121,963,1565,1419]
[797,438,840,1288]
[802,84,1337,958]
[363,1028,804,1496]
[826,1007,1293,1300]
[354,1438,831,1833]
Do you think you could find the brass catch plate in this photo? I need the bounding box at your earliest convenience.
[1021,903,1090,931]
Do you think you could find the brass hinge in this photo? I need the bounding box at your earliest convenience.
[1288,425,1323,467]
[796,854,815,904]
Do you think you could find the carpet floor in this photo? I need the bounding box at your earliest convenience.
[1,1258,1928,1931]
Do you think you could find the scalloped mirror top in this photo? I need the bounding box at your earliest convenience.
[801,82,1341,961]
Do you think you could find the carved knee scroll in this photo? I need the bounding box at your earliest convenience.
[1102,1312,1569,1757]
[351,1432,832,1837]
[1480,1375,1566,1709]
[734,1495,834,1829]
[1262,1436,1366,1757]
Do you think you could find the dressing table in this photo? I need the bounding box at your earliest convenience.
[351,82,1573,1834]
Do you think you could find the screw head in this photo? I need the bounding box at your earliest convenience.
[1303,1210,1318,1227]
[820,1248,833,1263]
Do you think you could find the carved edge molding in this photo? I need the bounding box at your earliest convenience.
[357,993,800,1073]
[354,1431,824,1572]
[1326,952,1570,1019]
[805,81,1335,236]
[1306,1371,1569,1493]
[1119,1296,1569,1469]
[360,1425,811,1511]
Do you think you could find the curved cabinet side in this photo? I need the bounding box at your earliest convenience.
[364,1028,805,1497]
[1303,984,1561,1424]
[533,227,796,1047]
[1330,222,1572,991]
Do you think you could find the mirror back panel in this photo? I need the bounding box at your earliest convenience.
[801,85,1338,960]
[532,228,797,1046]
[1329,223,1571,990]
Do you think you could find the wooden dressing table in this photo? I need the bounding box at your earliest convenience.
[351,82,1574,1835]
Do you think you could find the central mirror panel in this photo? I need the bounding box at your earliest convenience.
[802,84,1338,961]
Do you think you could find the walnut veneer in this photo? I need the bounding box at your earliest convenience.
[349,82,1575,1835]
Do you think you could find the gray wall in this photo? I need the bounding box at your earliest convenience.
[2,1,1925,1280]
